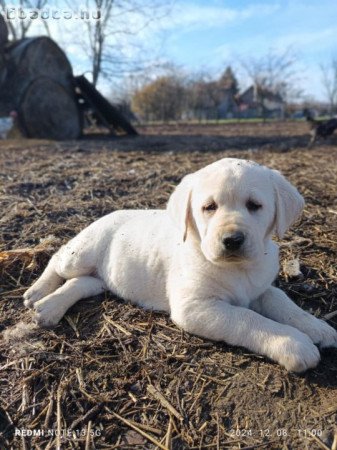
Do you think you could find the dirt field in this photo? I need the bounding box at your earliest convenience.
[0,121,336,449]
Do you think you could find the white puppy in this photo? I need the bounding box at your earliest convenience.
[24,158,337,372]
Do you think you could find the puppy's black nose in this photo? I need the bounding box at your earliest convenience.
[223,231,245,251]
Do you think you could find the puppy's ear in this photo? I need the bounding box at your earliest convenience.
[272,170,305,238]
[167,174,194,242]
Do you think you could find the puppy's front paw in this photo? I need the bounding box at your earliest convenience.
[24,282,55,308]
[24,286,44,308]
[304,318,337,349]
[32,298,64,328]
[274,329,320,373]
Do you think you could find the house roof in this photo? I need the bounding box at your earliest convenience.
[238,85,284,104]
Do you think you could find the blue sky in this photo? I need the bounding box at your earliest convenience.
[3,0,337,101]
[153,0,337,101]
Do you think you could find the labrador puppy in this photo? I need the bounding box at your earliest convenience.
[24,158,337,372]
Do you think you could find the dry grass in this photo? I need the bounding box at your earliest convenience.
[0,122,337,449]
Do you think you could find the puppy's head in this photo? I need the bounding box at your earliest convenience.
[167,158,304,266]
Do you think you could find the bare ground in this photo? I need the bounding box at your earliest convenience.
[0,121,337,449]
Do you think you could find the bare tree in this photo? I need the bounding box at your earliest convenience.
[132,74,186,122]
[240,47,302,118]
[67,0,173,86]
[0,0,51,41]
[320,58,337,116]
[184,72,220,121]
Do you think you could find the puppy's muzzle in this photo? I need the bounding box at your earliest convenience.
[222,231,245,252]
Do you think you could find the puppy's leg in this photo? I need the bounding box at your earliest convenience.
[24,237,97,308]
[251,286,337,349]
[32,276,106,328]
[170,295,320,372]
[24,255,63,307]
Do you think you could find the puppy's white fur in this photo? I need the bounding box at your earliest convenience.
[24,158,337,372]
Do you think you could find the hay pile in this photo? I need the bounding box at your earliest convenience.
[0,125,336,449]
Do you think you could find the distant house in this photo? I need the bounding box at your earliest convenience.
[194,85,239,120]
[217,88,239,119]
[236,85,285,119]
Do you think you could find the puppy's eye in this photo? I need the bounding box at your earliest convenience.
[203,201,218,213]
[246,200,262,212]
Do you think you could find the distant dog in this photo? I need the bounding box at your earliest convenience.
[24,158,337,372]
[306,115,337,147]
